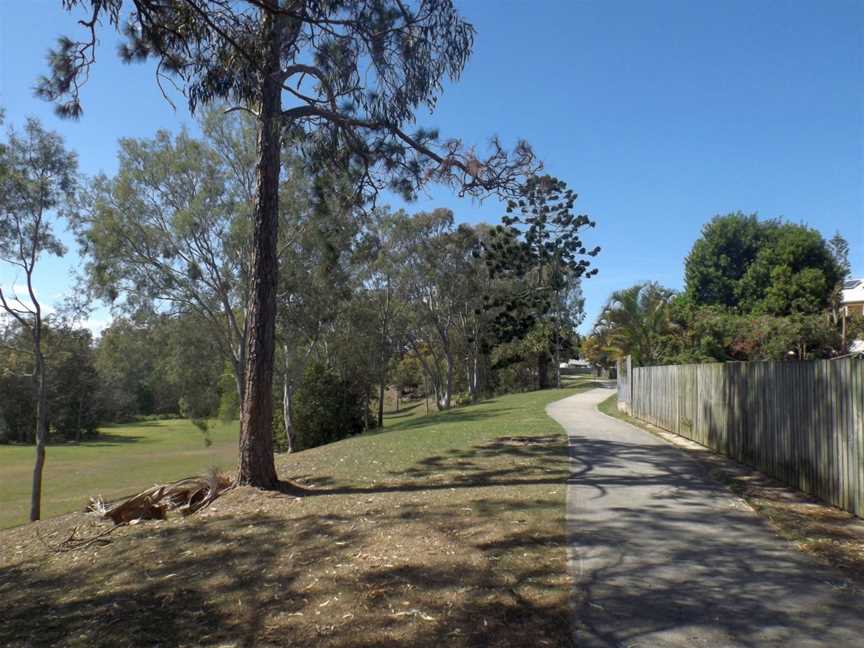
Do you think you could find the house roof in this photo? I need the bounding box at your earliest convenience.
[842,278,864,304]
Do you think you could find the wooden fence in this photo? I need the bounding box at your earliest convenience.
[616,357,864,517]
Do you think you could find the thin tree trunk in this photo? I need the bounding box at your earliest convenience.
[283,381,295,453]
[363,392,369,432]
[282,344,296,453]
[555,290,562,389]
[237,10,282,489]
[443,349,453,409]
[30,351,48,522]
[377,378,385,429]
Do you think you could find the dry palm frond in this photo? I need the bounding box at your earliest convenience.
[90,469,234,526]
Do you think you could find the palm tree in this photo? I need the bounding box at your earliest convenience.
[594,282,674,366]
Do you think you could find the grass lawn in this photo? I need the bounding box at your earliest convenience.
[0,420,239,529]
[0,380,599,648]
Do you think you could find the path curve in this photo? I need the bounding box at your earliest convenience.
[548,387,864,648]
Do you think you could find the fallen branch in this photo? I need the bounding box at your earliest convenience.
[37,523,125,553]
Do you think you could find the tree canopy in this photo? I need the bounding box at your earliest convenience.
[684,212,841,316]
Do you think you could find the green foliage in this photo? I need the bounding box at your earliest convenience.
[271,401,288,454]
[663,304,842,362]
[392,355,424,397]
[684,213,841,315]
[592,282,675,366]
[217,368,240,423]
[483,175,598,345]
[827,232,851,280]
[292,362,369,452]
[0,322,100,443]
[684,212,766,308]
[45,326,100,440]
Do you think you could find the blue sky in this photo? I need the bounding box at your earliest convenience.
[2,0,862,334]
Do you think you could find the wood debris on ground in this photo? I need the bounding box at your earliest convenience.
[88,469,234,525]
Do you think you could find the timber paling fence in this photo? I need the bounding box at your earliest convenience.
[616,356,864,517]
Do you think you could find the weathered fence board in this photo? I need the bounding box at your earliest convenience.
[617,357,864,518]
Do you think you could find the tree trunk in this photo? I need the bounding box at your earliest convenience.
[538,352,550,390]
[442,349,453,409]
[363,391,369,432]
[377,378,385,429]
[237,10,282,489]
[554,318,562,389]
[30,351,48,522]
[283,378,295,454]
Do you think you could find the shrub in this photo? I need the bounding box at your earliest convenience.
[293,361,368,451]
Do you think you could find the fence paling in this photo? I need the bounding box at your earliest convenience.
[618,356,864,518]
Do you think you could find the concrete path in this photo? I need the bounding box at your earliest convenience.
[548,388,864,648]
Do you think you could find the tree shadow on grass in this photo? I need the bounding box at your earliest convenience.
[0,499,572,648]
[11,395,861,647]
[0,419,575,647]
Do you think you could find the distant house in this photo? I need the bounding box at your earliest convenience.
[842,278,864,354]
[841,278,864,317]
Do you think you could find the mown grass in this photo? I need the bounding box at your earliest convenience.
[1,379,599,648]
[0,420,239,529]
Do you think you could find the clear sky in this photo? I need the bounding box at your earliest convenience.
[2,0,863,334]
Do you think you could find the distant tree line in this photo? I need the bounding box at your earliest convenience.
[583,213,860,367]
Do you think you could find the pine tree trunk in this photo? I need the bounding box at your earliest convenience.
[30,351,48,522]
[237,10,282,489]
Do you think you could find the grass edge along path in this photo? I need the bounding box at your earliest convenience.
[598,392,864,588]
[0,382,599,648]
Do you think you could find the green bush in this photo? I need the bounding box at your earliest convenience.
[271,400,289,453]
[293,361,368,451]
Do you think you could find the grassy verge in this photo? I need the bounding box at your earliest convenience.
[598,393,864,586]
[0,382,597,648]
[0,420,239,530]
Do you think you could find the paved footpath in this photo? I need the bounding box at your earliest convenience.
[547,388,864,648]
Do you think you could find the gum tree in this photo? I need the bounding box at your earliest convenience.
[0,118,78,520]
[41,0,537,488]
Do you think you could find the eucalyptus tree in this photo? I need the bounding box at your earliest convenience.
[354,208,405,426]
[276,173,357,452]
[43,0,538,487]
[78,111,311,409]
[77,124,255,401]
[0,118,78,521]
[391,209,480,409]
